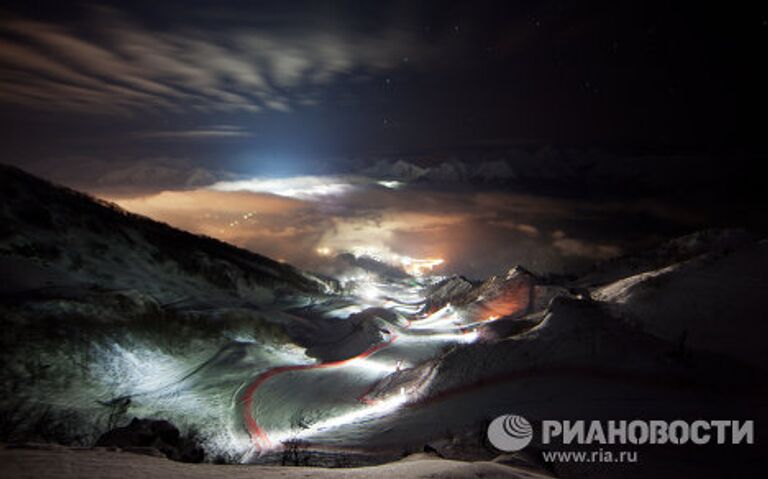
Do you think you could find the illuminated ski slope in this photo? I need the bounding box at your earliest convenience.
[238,276,487,458]
[100,270,532,463]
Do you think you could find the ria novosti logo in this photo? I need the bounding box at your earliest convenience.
[487,414,533,451]
[488,414,755,452]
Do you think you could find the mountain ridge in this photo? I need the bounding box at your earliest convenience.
[0,163,331,306]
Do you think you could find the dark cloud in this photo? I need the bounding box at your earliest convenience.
[14,155,232,198]
[133,125,253,140]
[0,9,426,114]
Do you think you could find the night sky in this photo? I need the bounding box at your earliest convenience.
[2,1,767,277]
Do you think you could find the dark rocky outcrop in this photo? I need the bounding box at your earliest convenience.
[95,418,204,463]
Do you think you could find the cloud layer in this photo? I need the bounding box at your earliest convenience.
[106,176,650,278]
[0,9,418,114]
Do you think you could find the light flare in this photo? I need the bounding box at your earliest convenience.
[398,330,479,344]
[377,180,404,189]
[401,257,445,276]
[267,388,410,447]
[357,282,382,300]
[344,358,403,374]
[210,175,357,200]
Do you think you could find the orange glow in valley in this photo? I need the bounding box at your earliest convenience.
[314,244,445,277]
[401,257,445,276]
[472,279,532,322]
[98,181,618,280]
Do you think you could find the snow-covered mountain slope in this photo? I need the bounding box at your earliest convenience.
[577,228,756,287]
[1,165,765,477]
[0,164,331,307]
[0,164,337,456]
[588,232,768,368]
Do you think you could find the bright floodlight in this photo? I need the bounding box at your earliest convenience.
[209,175,356,200]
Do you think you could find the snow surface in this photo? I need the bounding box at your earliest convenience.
[1,445,553,479]
[2,166,766,478]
